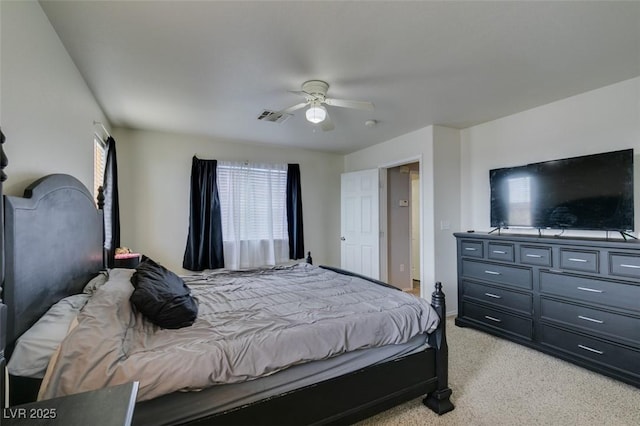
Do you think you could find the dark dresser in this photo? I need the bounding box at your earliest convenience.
[455,232,640,388]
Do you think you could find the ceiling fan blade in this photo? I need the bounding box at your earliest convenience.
[280,102,309,114]
[320,114,335,132]
[289,90,316,101]
[325,98,374,111]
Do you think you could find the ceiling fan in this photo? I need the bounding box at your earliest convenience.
[277,80,374,131]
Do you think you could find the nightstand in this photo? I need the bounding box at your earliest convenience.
[114,253,141,269]
[3,382,138,426]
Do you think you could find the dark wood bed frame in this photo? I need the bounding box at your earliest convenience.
[0,133,453,424]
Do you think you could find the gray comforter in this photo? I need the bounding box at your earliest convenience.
[39,263,439,401]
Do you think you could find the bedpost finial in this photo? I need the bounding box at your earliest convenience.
[97,186,105,209]
[0,127,6,182]
[431,281,445,310]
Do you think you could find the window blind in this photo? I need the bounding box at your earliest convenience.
[217,162,288,241]
[93,137,106,201]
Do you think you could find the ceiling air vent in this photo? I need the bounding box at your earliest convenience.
[257,110,292,124]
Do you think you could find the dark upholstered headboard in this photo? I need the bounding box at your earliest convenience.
[3,174,104,355]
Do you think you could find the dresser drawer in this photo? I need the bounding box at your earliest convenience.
[488,242,514,262]
[462,280,532,315]
[462,260,532,290]
[540,324,640,379]
[463,301,532,340]
[560,249,598,273]
[461,240,483,258]
[540,298,640,345]
[609,253,640,279]
[539,271,640,313]
[520,245,552,266]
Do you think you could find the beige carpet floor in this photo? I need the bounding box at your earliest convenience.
[356,317,640,426]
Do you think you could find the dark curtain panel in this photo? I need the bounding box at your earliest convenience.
[183,157,225,271]
[286,164,305,259]
[103,136,120,268]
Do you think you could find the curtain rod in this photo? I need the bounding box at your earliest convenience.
[93,121,111,139]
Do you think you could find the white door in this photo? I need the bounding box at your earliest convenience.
[341,169,380,279]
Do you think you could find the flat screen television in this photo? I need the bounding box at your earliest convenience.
[490,149,634,231]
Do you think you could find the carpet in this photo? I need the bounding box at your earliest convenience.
[356,317,640,425]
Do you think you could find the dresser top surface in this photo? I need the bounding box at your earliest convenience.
[454,232,640,250]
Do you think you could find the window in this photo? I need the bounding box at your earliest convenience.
[507,176,532,226]
[217,161,289,269]
[183,159,303,271]
[93,137,106,201]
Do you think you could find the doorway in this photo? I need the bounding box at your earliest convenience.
[384,162,420,295]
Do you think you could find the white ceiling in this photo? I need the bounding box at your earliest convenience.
[40,1,640,154]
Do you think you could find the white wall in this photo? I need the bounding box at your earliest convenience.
[0,1,110,196]
[115,128,343,273]
[433,126,461,308]
[344,126,462,315]
[461,77,640,238]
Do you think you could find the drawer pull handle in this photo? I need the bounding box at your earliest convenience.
[464,247,477,251]
[578,344,604,355]
[568,258,588,263]
[492,250,506,254]
[578,315,604,324]
[484,270,501,275]
[619,263,640,269]
[484,293,502,299]
[526,254,543,258]
[484,315,502,323]
[577,286,603,293]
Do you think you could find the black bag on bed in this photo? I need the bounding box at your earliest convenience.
[130,256,198,329]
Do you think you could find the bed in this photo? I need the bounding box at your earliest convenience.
[0,138,453,425]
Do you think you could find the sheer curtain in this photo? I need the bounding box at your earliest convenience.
[217,161,288,269]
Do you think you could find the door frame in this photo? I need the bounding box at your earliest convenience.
[409,169,421,285]
[379,155,423,297]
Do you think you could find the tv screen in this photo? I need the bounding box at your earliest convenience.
[490,149,634,231]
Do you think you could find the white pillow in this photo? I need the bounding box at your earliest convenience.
[7,293,90,378]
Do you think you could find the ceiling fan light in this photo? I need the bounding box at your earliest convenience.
[306,104,327,124]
